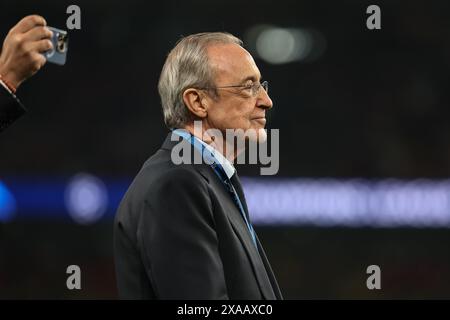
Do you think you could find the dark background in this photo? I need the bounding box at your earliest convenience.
[0,0,449,298]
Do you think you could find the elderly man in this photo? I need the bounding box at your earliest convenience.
[0,15,53,132]
[114,32,282,299]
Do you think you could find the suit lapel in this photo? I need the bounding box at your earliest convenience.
[255,234,283,299]
[232,173,283,300]
[230,173,250,221]
[207,171,276,300]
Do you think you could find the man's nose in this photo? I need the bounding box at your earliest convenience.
[257,86,273,110]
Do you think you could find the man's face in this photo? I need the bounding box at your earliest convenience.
[203,43,273,142]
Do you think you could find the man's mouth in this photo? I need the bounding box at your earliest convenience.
[252,117,266,125]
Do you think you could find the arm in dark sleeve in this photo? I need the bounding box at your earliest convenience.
[0,84,26,133]
[139,168,229,299]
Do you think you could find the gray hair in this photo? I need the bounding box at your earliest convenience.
[158,32,243,129]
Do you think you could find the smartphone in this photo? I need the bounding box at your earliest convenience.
[44,27,69,65]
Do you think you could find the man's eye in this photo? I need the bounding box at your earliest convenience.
[243,83,253,90]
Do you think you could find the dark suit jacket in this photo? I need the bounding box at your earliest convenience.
[0,85,26,133]
[114,132,283,299]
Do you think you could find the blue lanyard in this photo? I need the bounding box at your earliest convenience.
[172,129,257,248]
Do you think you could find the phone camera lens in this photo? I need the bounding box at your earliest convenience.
[56,34,67,53]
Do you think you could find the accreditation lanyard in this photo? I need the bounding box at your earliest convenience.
[172,129,258,248]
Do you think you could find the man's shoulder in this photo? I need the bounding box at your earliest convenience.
[116,152,211,224]
[131,149,210,195]
[143,159,206,186]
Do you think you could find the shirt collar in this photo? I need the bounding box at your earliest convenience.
[195,138,236,179]
[172,129,236,179]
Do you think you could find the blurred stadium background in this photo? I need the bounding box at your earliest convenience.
[1,0,450,298]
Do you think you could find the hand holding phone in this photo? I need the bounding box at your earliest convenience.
[0,15,53,90]
[44,27,69,66]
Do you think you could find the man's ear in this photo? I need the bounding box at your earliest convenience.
[183,88,208,119]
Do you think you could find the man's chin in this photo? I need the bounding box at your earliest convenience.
[257,128,268,143]
[246,128,267,143]
[224,127,268,144]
